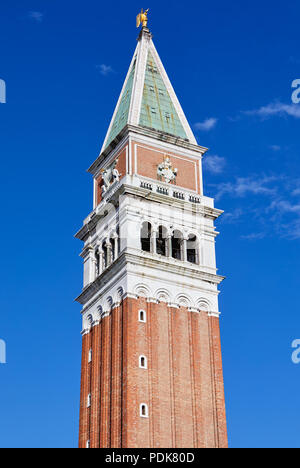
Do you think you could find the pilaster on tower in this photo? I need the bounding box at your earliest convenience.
[76,17,228,449]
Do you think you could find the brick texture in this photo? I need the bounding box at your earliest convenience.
[131,141,201,194]
[78,298,227,448]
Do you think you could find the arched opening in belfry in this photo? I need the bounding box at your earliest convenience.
[102,241,108,268]
[110,237,116,262]
[156,226,167,256]
[141,222,152,252]
[187,234,198,264]
[116,226,120,255]
[171,230,183,260]
[95,248,100,276]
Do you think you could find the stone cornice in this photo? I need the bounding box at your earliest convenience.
[75,180,223,241]
[88,125,207,176]
[75,213,103,242]
[121,183,223,220]
[75,249,225,306]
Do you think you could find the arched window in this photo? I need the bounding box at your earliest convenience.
[87,393,91,408]
[95,249,100,276]
[139,355,148,369]
[88,349,92,363]
[156,226,167,256]
[86,440,90,449]
[116,226,120,255]
[139,310,146,323]
[187,234,197,264]
[172,230,182,260]
[140,403,149,418]
[141,222,152,252]
[110,237,116,262]
[102,241,108,269]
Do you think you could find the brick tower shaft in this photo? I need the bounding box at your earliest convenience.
[76,25,228,449]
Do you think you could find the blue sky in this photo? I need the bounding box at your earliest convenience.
[0,0,299,448]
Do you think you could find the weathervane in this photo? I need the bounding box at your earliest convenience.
[136,8,149,28]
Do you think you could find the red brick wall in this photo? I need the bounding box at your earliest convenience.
[78,331,91,448]
[94,142,202,206]
[110,303,123,447]
[78,298,227,448]
[90,324,101,447]
[131,141,201,194]
[209,316,228,448]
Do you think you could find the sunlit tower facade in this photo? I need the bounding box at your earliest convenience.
[76,19,227,449]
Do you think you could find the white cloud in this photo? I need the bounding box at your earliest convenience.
[203,154,226,174]
[269,145,281,152]
[215,175,279,200]
[28,11,44,23]
[268,199,300,214]
[97,64,113,76]
[194,118,218,131]
[266,199,300,239]
[221,209,243,223]
[241,232,266,240]
[292,188,300,196]
[213,172,300,240]
[244,102,300,119]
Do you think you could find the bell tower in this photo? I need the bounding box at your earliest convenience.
[76,22,228,449]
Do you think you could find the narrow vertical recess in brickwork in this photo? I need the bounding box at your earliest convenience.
[127,296,142,448]
[187,313,197,448]
[208,315,218,447]
[198,311,216,448]
[135,297,150,448]
[111,304,123,448]
[146,300,154,447]
[148,301,159,447]
[167,306,176,448]
[79,332,91,448]
[209,317,228,448]
[78,333,86,448]
[109,312,113,445]
[171,306,194,448]
[90,323,101,448]
[120,300,124,448]
[125,297,141,448]
[100,314,112,448]
[190,312,205,448]
[121,298,129,448]
[150,302,173,448]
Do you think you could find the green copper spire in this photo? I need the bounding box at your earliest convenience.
[101,28,196,153]
[139,51,188,139]
[104,59,136,149]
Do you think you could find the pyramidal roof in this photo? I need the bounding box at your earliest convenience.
[101,28,197,153]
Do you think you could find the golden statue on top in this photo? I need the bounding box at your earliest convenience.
[136,8,149,28]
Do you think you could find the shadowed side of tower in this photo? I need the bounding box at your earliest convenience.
[76,23,228,449]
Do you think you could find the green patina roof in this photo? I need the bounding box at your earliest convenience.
[139,51,188,139]
[105,58,136,149]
